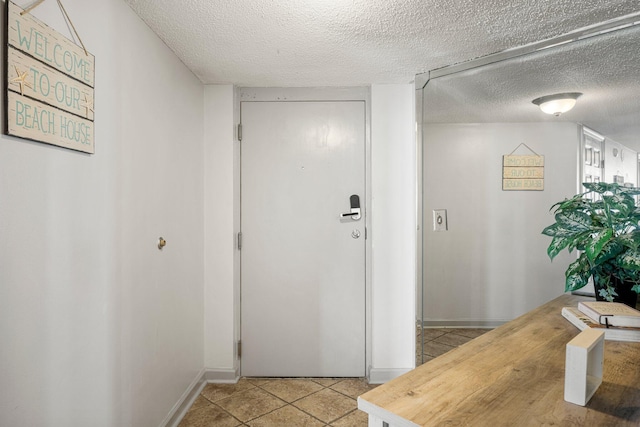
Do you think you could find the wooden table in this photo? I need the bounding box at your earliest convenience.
[358,294,640,426]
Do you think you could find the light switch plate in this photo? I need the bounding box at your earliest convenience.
[433,209,447,231]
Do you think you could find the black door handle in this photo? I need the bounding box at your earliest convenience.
[341,194,361,220]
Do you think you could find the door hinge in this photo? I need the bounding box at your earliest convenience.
[237,340,242,359]
[237,123,242,141]
[237,232,243,250]
[365,227,368,240]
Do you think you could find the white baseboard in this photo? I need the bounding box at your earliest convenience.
[368,367,412,384]
[161,369,207,427]
[204,368,240,383]
[161,368,240,427]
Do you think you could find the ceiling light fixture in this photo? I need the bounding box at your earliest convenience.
[532,92,582,116]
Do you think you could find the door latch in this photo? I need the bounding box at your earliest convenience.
[340,194,361,220]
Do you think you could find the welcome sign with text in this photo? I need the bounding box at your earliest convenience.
[502,155,545,191]
[5,1,95,153]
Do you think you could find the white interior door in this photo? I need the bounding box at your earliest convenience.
[240,100,366,377]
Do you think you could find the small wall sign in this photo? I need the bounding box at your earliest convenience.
[4,1,95,153]
[503,144,544,191]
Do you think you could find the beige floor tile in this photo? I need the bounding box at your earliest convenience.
[244,377,276,386]
[216,387,286,423]
[178,404,242,427]
[433,333,473,347]
[451,328,492,339]
[259,378,324,402]
[330,409,369,427]
[188,395,214,412]
[330,378,377,399]
[247,405,325,427]
[201,378,256,403]
[294,388,356,424]
[310,378,341,387]
[422,341,456,358]
[419,328,449,341]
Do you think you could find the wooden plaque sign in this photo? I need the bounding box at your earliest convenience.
[502,154,544,191]
[4,1,95,153]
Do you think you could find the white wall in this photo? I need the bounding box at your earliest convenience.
[604,138,638,186]
[203,85,237,375]
[0,1,204,426]
[422,123,578,324]
[370,85,416,380]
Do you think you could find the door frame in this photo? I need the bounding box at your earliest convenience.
[235,87,373,377]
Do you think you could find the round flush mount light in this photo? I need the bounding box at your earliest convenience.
[532,92,582,116]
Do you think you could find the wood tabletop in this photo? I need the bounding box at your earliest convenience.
[359,294,640,426]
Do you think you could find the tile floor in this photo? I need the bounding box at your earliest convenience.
[416,327,492,366]
[178,377,376,427]
[179,328,491,427]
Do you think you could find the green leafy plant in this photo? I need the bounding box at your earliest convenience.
[542,182,640,301]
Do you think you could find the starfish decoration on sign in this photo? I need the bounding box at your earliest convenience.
[81,94,94,118]
[11,65,32,96]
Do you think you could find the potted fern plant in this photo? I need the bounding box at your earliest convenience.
[542,182,640,306]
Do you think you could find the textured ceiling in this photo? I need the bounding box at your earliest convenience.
[423,23,640,150]
[125,0,640,149]
[125,0,640,86]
